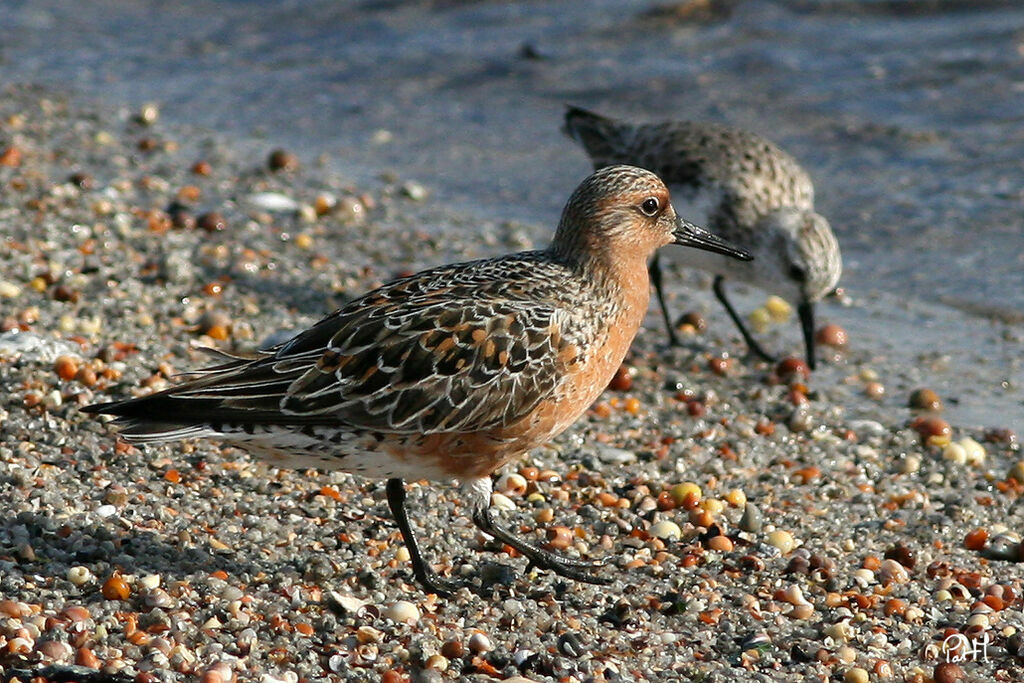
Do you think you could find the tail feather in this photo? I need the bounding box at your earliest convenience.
[106,420,220,444]
[562,105,626,165]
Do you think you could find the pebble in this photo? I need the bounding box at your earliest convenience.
[596,445,636,464]
[669,482,702,507]
[468,632,493,653]
[545,526,574,550]
[909,388,942,412]
[267,148,299,172]
[815,323,848,347]
[776,357,811,381]
[878,559,910,585]
[649,520,682,541]
[739,503,763,533]
[401,181,428,200]
[66,566,94,586]
[864,381,885,400]
[135,102,160,125]
[245,192,300,213]
[495,472,527,495]
[844,666,869,683]
[384,600,420,624]
[767,530,796,554]
[102,573,131,600]
[748,307,771,333]
[490,491,517,511]
[933,662,966,683]
[765,295,793,322]
[912,416,951,445]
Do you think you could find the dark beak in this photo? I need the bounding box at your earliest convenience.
[798,299,816,371]
[672,216,752,261]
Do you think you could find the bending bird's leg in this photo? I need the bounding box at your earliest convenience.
[713,275,776,362]
[465,478,609,585]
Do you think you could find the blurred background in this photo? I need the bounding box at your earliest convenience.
[2,0,1022,425]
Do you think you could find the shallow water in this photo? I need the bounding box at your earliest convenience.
[2,0,1021,426]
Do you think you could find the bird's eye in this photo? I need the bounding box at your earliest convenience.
[789,265,807,282]
[640,197,660,216]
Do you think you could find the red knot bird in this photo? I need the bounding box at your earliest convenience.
[83,165,751,595]
[564,106,842,369]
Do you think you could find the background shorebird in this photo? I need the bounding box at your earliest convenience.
[563,106,842,369]
[84,165,751,595]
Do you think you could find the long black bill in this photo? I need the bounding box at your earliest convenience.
[798,299,817,371]
[672,216,752,261]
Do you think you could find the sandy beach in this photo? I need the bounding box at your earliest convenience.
[0,80,1022,682]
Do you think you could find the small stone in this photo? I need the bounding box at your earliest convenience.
[545,526,574,550]
[677,311,707,332]
[942,442,967,465]
[607,364,633,391]
[0,145,23,167]
[67,566,94,586]
[468,632,492,653]
[102,573,131,600]
[844,667,869,683]
[739,503,763,533]
[649,520,682,541]
[135,103,160,126]
[815,323,848,348]
[764,295,793,322]
[495,472,528,496]
[440,639,465,659]
[384,600,419,624]
[197,211,227,232]
[864,381,885,400]
[424,654,449,671]
[706,535,733,552]
[767,530,796,554]
[246,192,300,213]
[933,662,966,683]
[0,281,21,298]
[748,307,771,333]
[909,388,942,412]
[959,437,986,465]
[776,357,810,381]
[490,492,517,511]
[268,148,299,172]
[911,416,951,445]
[878,559,909,585]
[669,482,702,507]
[401,181,428,201]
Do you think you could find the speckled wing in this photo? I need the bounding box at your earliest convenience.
[160,255,582,435]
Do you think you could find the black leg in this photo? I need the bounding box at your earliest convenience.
[798,299,817,370]
[650,255,681,346]
[385,478,465,595]
[470,505,609,585]
[713,275,776,362]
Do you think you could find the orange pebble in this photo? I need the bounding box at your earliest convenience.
[76,646,100,669]
[101,573,130,600]
[54,355,79,381]
[706,535,733,552]
[964,528,988,551]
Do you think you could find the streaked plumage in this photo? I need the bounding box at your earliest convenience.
[84,165,751,594]
[563,106,842,368]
